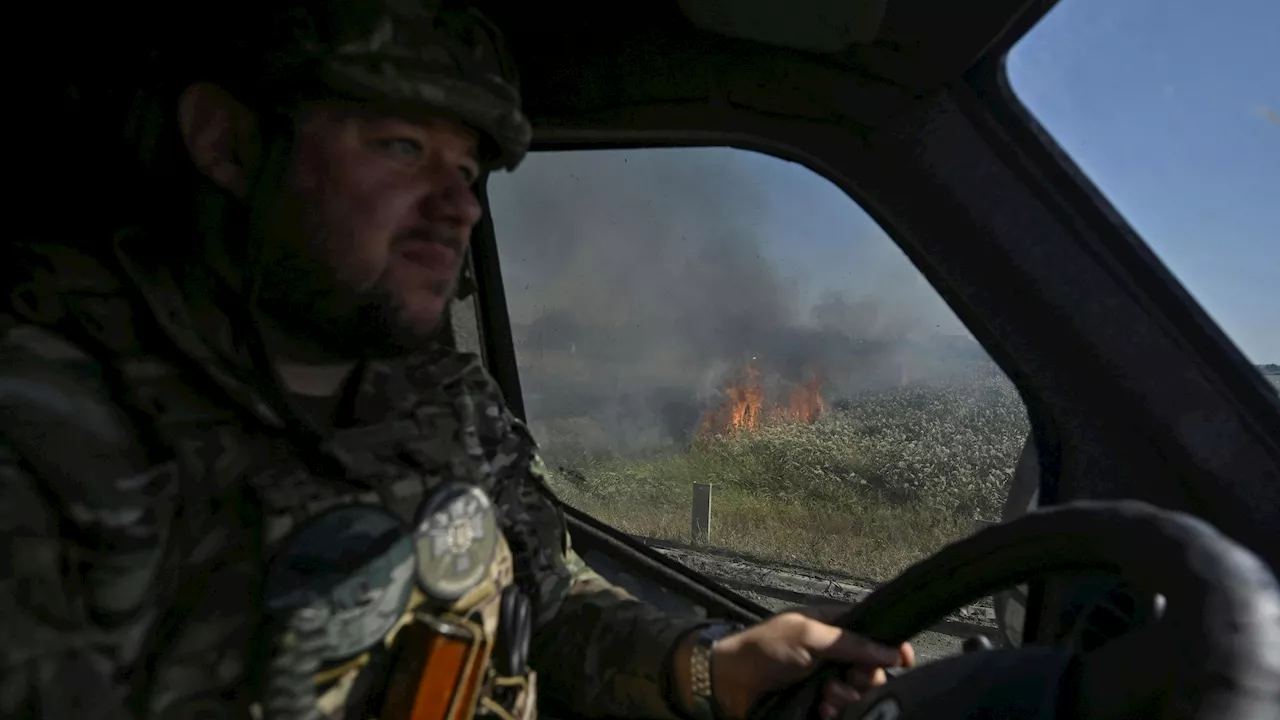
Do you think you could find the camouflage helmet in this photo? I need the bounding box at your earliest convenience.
[138,0,532,172]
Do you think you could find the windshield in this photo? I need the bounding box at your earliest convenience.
[486,147,1028,660]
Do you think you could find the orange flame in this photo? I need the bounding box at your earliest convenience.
[698,362,825,438]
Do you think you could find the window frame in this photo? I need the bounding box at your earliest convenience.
[467,143,1053,639]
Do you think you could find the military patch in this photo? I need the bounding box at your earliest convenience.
[264,504,415,661]
[413,483,498,601]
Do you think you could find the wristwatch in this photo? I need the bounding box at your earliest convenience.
[687,621,744,720]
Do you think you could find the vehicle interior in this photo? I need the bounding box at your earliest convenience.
[453,0,1280,718]
[39,0,1280,718]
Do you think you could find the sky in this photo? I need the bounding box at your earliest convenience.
[1005,0,1279,363]
[490,0,1278,367]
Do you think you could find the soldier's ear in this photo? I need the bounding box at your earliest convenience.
[177,82,262,199]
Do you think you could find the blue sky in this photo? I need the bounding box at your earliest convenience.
[1006,0,1279,363]
[492,0,1277,364]
[737,0,1280,361]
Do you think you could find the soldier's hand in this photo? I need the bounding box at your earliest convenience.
[710,605,915,719]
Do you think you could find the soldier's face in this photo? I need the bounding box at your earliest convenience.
[256,102,484,359]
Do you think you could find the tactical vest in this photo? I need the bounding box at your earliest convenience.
[6,240,539,720]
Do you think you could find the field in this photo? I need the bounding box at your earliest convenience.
[537,366,1030,583]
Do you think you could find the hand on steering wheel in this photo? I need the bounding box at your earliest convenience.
[709,605,915,719]
[749,501,1280,720]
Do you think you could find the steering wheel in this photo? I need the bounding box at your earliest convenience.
[750,500,1280,720]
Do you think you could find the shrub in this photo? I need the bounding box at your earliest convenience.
[537,367,1030,579]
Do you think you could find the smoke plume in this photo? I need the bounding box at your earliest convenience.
[487,148,989,457]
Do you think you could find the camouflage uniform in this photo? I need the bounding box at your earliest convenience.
[0,2,709,718]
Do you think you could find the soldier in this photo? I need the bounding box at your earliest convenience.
[0,1,913,719]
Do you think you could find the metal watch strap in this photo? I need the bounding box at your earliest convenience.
[688,622,742,720]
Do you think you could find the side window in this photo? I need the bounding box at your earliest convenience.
[487,148,1030,635]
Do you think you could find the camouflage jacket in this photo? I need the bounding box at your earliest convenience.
[0,231,707,719]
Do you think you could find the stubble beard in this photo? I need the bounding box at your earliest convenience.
[253,227,456,362]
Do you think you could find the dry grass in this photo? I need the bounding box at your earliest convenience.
[541,368,1029,582]
[556,484,974,582]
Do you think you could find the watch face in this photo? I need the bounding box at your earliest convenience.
[701,622,743,642]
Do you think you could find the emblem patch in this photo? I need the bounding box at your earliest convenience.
[265,505,416,661]
[414,483,499,601]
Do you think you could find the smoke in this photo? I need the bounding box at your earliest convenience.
[487,148,988,457]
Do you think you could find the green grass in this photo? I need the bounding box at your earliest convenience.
[539,368,1029,582]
